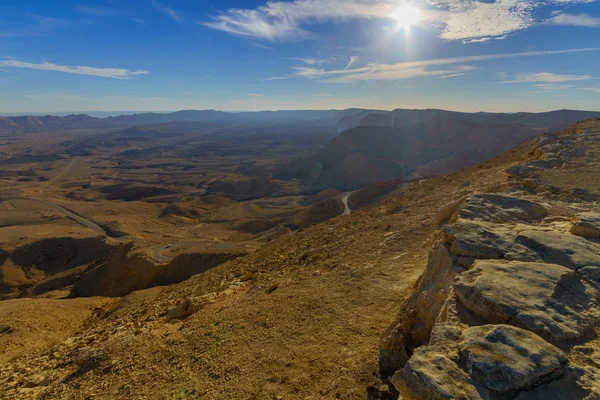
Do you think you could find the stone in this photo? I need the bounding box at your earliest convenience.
[454,260,600,343]
[514,366,600,400]
[164,299,196,322]
[22,373,51,388]
[514,230,600,270]
[571,213,600,239]
[444,220,517,259]
[392,347,486,400]
[433,196,468,227]
[459,325,566,394]
[458,193,548,224]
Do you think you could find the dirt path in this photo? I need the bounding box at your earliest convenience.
[39,159,76,194]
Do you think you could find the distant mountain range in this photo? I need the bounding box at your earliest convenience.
[0,109,367,135]
[2,108,598,136]
[3,108,600,190]
[275,109,600,190]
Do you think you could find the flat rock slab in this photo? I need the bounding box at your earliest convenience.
[571,212,600,239]
[460,325,566,394]
[514,230,600,270]
[454,260,600,343]
[393,347,485,400]
[459,194,548,224]
[394,324,567,400]
[444,220,517,259]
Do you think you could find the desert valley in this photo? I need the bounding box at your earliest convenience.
[3,0,600,397]
[2,109,600,399]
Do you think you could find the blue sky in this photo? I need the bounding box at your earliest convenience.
[1,0,600,113]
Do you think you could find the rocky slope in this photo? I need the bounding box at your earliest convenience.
[380,118,600,399]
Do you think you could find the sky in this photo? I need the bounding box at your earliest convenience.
[1,0,600,114]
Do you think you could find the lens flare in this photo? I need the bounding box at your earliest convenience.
[392,4,421,29]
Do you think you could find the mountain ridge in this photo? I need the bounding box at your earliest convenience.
[2,108,600,135]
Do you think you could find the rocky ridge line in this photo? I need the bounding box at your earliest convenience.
[380,119,600,399]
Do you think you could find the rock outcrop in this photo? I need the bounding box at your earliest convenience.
[381,122,600,399]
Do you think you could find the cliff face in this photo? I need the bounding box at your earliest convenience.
[380,119,600,399]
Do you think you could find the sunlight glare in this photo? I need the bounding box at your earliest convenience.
[392,3,421,29]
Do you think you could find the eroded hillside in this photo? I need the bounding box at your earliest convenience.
[381,118,600,399]
[1,119,599,399]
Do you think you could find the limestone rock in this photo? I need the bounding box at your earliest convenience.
[380,239,457,372]
[454,260,600,343]
[164,299,196,322]
[515,366,600,400]
[458,193,548,224]
[571,212,600,239]
[392,346,486,400]
[433,195,468,227]
[444,220,517,259]
[459,325,566,394]
[514,230,600,270]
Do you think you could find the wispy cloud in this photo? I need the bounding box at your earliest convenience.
[250,42,274,50]
[288,57,332,65]
[549,13,600,27]
[199,0,597,42]
[345,56,359,70]
[501,72,597,83]
[534,83,574,90]
[132,17,146,24]
[439,73,466,79]
[75,5,119,16]
[0,59,149,79]
[151,1,185,23]
[580,88,600,93]
[0,14,68,38]
[266,47,600,83]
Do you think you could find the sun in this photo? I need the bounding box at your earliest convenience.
[392,3,421,29]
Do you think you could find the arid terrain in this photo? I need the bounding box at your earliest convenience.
[1,111,600,399]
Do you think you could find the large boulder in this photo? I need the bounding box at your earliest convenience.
[454,260,600,343]
[459,325,566,394]
[392,325,567,400]
[392,346,485,400]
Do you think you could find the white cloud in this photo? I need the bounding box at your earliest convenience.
[549,13,600,27]
[580,88,600,93]
[265,47,600,83]
[345,56,359,70]
[502,72,597,83]
[288,57,332,65]
[439,73,466,79]
[199,0,598,42]
[151,1,185,23]
[0,59,149,79]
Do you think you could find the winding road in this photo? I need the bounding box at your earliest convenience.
[340,192,353,216]
[4,192,355,264]
[11,196,108,236]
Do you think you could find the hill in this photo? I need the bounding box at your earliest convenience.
[278,109,600,190]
